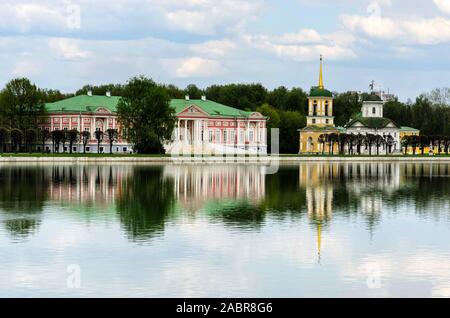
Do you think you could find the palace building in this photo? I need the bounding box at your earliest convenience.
[41,92,267,155]
[298,56,340,154]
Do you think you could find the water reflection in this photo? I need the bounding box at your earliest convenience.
[0,162,449,241]
[0,167,48,239]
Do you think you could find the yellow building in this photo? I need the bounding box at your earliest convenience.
[299,56,340,154]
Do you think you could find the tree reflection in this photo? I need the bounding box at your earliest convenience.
[116,167,176,241]
[0,167,49,239]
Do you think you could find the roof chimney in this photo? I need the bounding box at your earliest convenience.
[87,90,93,97]
[185,95,190,101]
[201,95,206,101]
[106,91,111,97]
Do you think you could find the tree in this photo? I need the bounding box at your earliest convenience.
[410,135,420,155]
[67,129,79,154]
[256,103,281,153]
[401,136,410,155]
[10,129,23,153]
[117,76,176,154]
[374,135,385,155]
[61,130,68,153]
[443,136,450,155]
[106,128,119,154]
[333,92,362,127]
[346,134,355,155]
[81,131,91,154]
[51,130,63,153]
[0,78,46,132]
[0,128,10,153]
[318,134,328,155]
[24,129,37,153]
[338,133,348,155]
[328,133,339,155]
[94,130,104,154]
[419,135,430,155]
[279,111,305,154]
[384,135,395,155]
[365,134,377,156]
[355,134,365,155]
[38,129,51,153]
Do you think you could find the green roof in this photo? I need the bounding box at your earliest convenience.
[170,99,255,118]
[363,93,382,102]
[309,86,333,98]
[45,95,257,118]
[400,126,420,132]
[45,95,121,113]
[346,116,399,129]
[299,126,340,132]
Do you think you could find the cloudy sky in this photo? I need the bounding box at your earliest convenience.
[1,0,450,100]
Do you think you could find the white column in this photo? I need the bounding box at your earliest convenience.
[184,120,188,144]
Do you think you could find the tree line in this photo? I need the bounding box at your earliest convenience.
[1,76,450,154]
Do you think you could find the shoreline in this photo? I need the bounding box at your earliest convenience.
[1,155,450,163]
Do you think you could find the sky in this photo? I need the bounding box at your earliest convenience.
[1,0,450,100]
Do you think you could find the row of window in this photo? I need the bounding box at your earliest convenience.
[208,130,259,144]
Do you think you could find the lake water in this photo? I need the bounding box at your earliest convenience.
[0,162,450,298]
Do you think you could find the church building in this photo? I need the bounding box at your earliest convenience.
[298,56,340,154]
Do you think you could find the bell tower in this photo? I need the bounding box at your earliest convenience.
[307,55,335,127]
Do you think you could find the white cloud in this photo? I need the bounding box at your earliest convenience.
[244,29,357,62]
[190,39,236,58]
[12,59,42,77]
[342,13,450,45]
[48,38,92,61]
[162,57,226,78]
[434,0,450,14]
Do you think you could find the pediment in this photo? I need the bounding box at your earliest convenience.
[95,107,112,114]
[248,112,265,119]
[178,105,209,117]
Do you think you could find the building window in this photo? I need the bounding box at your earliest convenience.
[209,130,213,142]
[312,119,316,124]
[73,147,77,152]
[249,131,254,142]
[86,147,90,152]
[325,101,329,116]
[240,131,244,144]
[326,119,329,124]
[223,130,228,144]
[313,101,318,115]
[373,107,376,115]
[123,147,128,152]
[230,131,236,144]
[215,130,221,144]
[85,128,90,132]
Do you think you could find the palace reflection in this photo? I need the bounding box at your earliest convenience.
[163,165,266,212]
[1,162,450,242]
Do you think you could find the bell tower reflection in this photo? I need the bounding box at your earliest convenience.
[299,163,340,263]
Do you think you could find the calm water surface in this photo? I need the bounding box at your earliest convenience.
[1,162,450,297]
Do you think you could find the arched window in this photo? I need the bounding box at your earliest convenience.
[313,101,318,115]
[325,101,329,116]
[372,107,376,115]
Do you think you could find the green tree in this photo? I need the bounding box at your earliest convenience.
[24,129,37,153]
[279,111,305,154]
[117,76,176,154]
[67,129,79,154]
[38,129,51,153]
[10,129,23,153]
[81,131,91,154]
[94,130,104,154]
[0,128,10,153]
[256,103,281,153]
[51,130,63,153]
[0,78,46,132]
[318,134,328,155]
[333,92,362,127]
[106,128,119,154]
